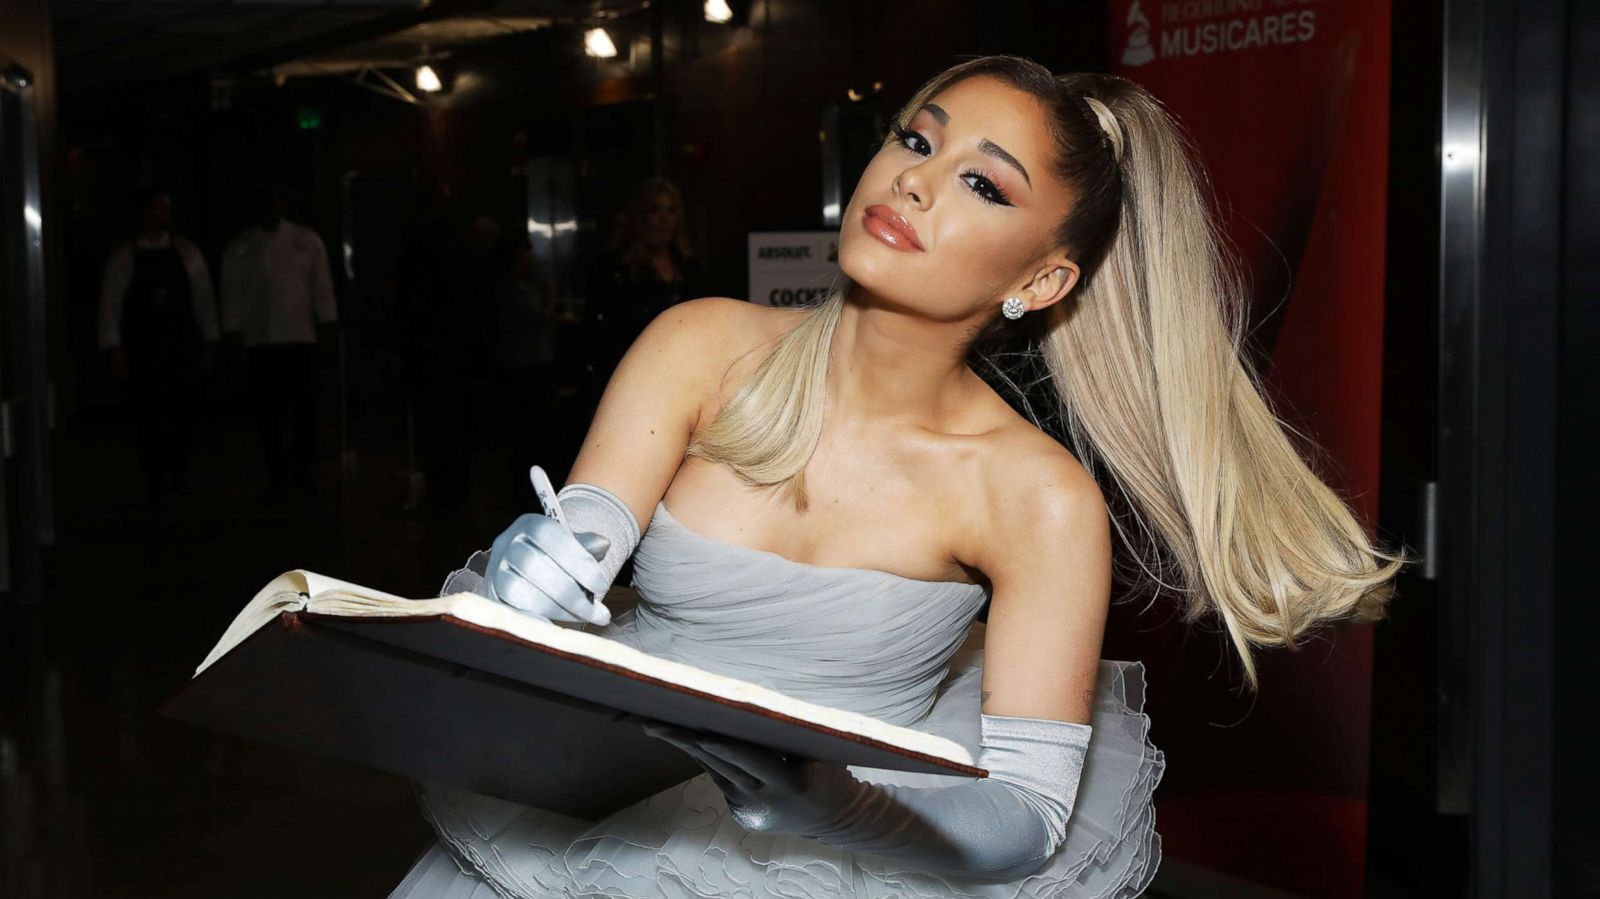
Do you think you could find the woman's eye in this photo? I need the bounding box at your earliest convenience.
[962,174,1011,207]
[892,126,930,156]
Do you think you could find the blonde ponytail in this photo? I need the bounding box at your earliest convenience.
[1046,72,1408,690]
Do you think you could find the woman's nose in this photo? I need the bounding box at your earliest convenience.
[896,169,927,207]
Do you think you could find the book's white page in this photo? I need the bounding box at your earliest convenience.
[194,571,310,676]
[305,589,975,767]
[194,571,407,676]
[194,572,974,767]
[302,571,406,603]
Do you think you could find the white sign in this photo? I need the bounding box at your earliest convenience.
[748,231,841,308]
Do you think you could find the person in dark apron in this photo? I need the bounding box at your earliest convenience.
[101,189,218,504]
[114,212,209,504]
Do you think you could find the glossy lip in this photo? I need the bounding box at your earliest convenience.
[863,204,925,252]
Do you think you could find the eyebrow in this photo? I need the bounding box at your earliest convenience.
[919,103,1032,189]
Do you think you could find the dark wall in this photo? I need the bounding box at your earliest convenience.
[1555,0,1599,891]
[0,0,59,361]
[0,0,56,215]
[0,0,59,604]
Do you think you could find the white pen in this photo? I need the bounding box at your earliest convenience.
[528,465,570,528]
[528,464,612,627]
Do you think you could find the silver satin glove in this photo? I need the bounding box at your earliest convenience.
[643,712,1091,882]
[479,482,642,627]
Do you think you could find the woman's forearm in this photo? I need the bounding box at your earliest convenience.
[713,713,1092,883]
[792,764,1068,881]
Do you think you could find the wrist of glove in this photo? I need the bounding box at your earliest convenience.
[474,480,641,627]
[642,722,867,835]
[644,712,1092,882]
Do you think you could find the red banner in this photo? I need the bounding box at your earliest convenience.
[1106,2,1391,897]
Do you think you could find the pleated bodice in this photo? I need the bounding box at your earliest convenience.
[604,501,991,727]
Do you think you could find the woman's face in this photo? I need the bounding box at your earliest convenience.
[643,192,679,248]
[838,75,1080,322]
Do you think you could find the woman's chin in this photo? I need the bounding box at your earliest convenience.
[836,241,905,287]
[840,279,926,314]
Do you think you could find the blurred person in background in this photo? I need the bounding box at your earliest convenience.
[97,187,219,506]
[581,177,705,403]
[220,186,338,501]
[491,232,560,510]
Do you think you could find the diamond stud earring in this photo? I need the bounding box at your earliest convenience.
[1001,296,1026,320]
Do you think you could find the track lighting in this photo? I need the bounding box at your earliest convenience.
[583,28,618,58]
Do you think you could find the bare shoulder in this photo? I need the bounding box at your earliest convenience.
[991,422,1104,509]
[641,296,759,346]
[569,297,779,520]
[962,402,1111,578]
[629,297,808,424]
[639,297,798,363]
[623,298,752,384]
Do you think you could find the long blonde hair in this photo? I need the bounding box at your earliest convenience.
[604,176,696,269]
[687,56,1409,689]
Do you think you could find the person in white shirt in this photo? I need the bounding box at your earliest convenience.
[219,187,338,499]
[98,188,218,503]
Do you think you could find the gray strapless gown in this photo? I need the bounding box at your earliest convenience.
[389,502,1165,898]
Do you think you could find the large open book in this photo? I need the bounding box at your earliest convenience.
[162,571,986,819]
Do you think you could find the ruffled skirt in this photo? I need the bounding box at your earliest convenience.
[388,629,1165,899]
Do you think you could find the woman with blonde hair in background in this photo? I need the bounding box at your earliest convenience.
[582,176,706,398]
[391,54,1408,899]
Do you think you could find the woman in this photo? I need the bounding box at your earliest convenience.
[390,55,1406,898]
[580,177,706,398]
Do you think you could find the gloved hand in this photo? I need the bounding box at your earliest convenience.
[641,722,840,834]
[481,512,615,626]
[642,712,1092,883]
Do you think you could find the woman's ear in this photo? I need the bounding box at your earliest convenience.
[1028,262,1080,313]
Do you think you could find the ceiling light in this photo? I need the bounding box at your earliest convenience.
[415,64,442,92]
[704,0,733,23]
[584,28,618,58]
